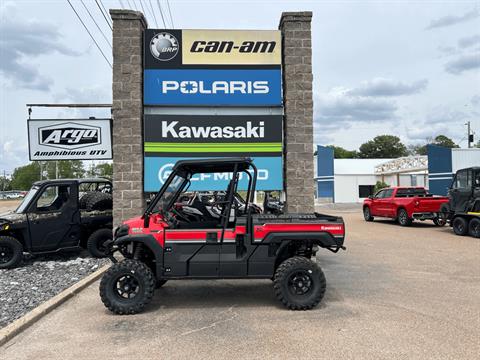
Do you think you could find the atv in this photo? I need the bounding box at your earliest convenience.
[100,158,345,314]
[0,178,113,269]
[440,167,480,238]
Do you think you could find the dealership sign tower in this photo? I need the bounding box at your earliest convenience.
[111,10,314,225]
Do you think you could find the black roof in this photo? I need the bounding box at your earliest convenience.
[172,157,254,173]
[33,178,111,186]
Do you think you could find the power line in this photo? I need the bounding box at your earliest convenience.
[139,0,148,23]
[166,0,174,28]
[66,0,112,69]
[80,0,112,48]
[156,0,167,28]
[148,0,159,27]
[95,0,112,30]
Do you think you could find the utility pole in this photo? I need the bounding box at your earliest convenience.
[466,121,471,148]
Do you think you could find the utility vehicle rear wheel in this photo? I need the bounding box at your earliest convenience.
[397,209,412,226]
[468,218,480,238]
[100,259,155,315]
[452,217,468,236]
[155,279,168,288]
[273,256,326,310]
[87,228,112,258]
[363,207,374,222]
[0,236,23,269]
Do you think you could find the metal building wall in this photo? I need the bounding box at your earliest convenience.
[427,145,452,196]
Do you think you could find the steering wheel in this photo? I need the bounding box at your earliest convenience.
[171,207,191,223]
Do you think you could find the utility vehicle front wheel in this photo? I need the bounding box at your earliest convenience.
[273,256,326,310]
[0,236,23,269]
[87,228,112,258]
[397,209,412,226]
[100,259,155,315]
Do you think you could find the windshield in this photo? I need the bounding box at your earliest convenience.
[16,186,39,213]
[152,174,186,214]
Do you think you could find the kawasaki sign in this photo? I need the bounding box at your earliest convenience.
[28,119,112,160]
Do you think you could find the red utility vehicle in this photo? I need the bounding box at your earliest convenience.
[363,187,449,226]
[99,158,346,314]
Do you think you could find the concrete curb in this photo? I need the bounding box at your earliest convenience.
[0,264,110,347]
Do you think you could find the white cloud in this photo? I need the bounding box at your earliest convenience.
[426,8,479,30]
[445,52,480,74]
[347,78,428,97]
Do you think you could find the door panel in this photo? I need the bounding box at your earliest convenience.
[27,184,80,252]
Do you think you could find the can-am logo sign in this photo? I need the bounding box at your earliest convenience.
[39,122,101,150]
[150,32,179,61]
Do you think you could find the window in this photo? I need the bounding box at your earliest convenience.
[359,185,375,198]
[454,170,471,189]
[382,189,394,198]
[395,188,427,197]
[375,190,385,198]
[35,185,71,212]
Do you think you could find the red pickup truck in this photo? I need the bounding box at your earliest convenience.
[363,187,449,226]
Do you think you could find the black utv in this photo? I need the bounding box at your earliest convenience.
[441,167,480,238]
[0,178,113,269]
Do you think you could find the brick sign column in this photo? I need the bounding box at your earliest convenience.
[110,10,147,226]
[279,11,315,213]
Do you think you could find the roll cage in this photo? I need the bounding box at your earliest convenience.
[143,158,258,236]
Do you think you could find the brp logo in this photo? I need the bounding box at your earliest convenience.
[158,163,174,184]
[150,32,179,61]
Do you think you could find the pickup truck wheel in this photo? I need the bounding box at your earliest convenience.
[433,217,446,226]
[452,217,468,236]
[273,256,326,310]
[0,236,23,269]
[363,207,374,222]
[87,228,112,258]
[100,259,155,315]
[397,209,412,226]
[468,218,480,238]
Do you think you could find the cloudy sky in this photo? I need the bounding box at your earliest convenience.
[1,0,479,173]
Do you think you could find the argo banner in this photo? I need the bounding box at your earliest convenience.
[28,119,112,160]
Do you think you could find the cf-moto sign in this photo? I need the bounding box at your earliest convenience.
[28,119,112,160]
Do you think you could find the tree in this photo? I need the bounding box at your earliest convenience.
[86,162,113,178]
[358,135,408,158]
[0,176,12,191]
[45,161,85,179]
[326,145,358,159]
[10,162,42,190]
[413,135,460,155]
[374,180,389,194]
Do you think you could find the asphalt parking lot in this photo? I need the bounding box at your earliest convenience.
[1,208,479,359]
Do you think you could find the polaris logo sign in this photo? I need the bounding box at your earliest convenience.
[28,120,112,160]
[144,69,281,106]
[161,80,269,95]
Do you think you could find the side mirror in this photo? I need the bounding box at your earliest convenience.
[368,195,374,200]
[146,199,151,206]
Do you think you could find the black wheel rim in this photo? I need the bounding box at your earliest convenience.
[472,223,479,236]
[456,222,465,233]
[114,274,140,299]
[288,270,314,296]
[0,245,13,264]
[400,211,407,224]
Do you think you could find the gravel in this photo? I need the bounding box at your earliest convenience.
[0,251,109,328]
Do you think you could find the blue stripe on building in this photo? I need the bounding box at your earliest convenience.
[427,144,452,196]
[316,145,334,200]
